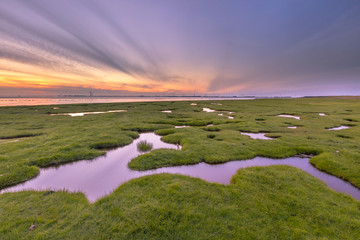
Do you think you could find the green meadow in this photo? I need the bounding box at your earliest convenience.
[1,97,360,239]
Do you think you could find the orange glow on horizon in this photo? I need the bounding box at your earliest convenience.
[0,35,212,95]
[0,65,208,94]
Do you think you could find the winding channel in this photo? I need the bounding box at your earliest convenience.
[1,133,360,202]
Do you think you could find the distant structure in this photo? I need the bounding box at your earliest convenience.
[89,91,93,97]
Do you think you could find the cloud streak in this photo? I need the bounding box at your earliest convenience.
[0,0,359,96]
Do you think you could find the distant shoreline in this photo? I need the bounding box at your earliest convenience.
[0,95,256,99]
[0,96,255,107]
[1,96,358,107]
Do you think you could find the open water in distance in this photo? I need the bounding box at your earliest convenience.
[0,97,254,106]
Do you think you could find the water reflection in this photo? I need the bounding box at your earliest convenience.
[1,133,177,202]
[2,133,360,203]
[51,110,126,117]
[241,132,273,140]
[203,108,215,112]
[0,97,254,106]
[327,126,350,130]
[277,114,300,120]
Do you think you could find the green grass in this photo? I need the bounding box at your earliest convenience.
[137,140,153,152]
[1,167,360,239]
[1,97,360,238]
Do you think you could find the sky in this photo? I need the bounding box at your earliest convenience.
[0,0,360,97]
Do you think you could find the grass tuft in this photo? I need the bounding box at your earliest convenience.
[137,140,153,152]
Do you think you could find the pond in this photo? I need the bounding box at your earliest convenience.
[1,133,360,203]
[241,132,274,140]
[327,126,350,130]
[51,110,127,117]
[203,108,216,112]
[277,114,300,120]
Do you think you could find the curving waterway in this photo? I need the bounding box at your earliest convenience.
[1,133,360,202]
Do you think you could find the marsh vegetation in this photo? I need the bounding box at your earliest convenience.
[137,140,153,152]
[1,97,360,239]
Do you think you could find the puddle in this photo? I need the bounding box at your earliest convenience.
[228,116,234,119]
[228,112,234,114]
[206,124,214,127]
[211,103,222,105]
[203,108,216,113]
[218,113,223,116]
[152,157,360,202]
[190,103,197,106]
[287,126,297,129]
[327,126,350,131]
[51,110,127,117]
[1,133,178,202]
[2,133,360,203]
[161,110,172,113]
[241,132,274,140]
[175,126,189,128]
[319,113,327,116]
[277,115,300,120]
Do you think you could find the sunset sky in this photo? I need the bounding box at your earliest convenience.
[0,0,359,97]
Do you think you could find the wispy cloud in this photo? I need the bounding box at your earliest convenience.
[0,0,359,96]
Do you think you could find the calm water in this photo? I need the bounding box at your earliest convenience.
[277,114,300,120]
[0,97,253,106]
[241,132,274,140]
[327,125,350,130]
[2,133,360,202]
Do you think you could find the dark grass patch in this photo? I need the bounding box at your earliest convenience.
[337,134,353,139]
[294,147,322,155]
[207,134,216,139]
[0,133,42,139]
[344,118,358,122]
[265,133,281,138]
[344,124,357,127]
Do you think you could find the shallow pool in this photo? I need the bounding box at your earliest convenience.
[2,133,360,203]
